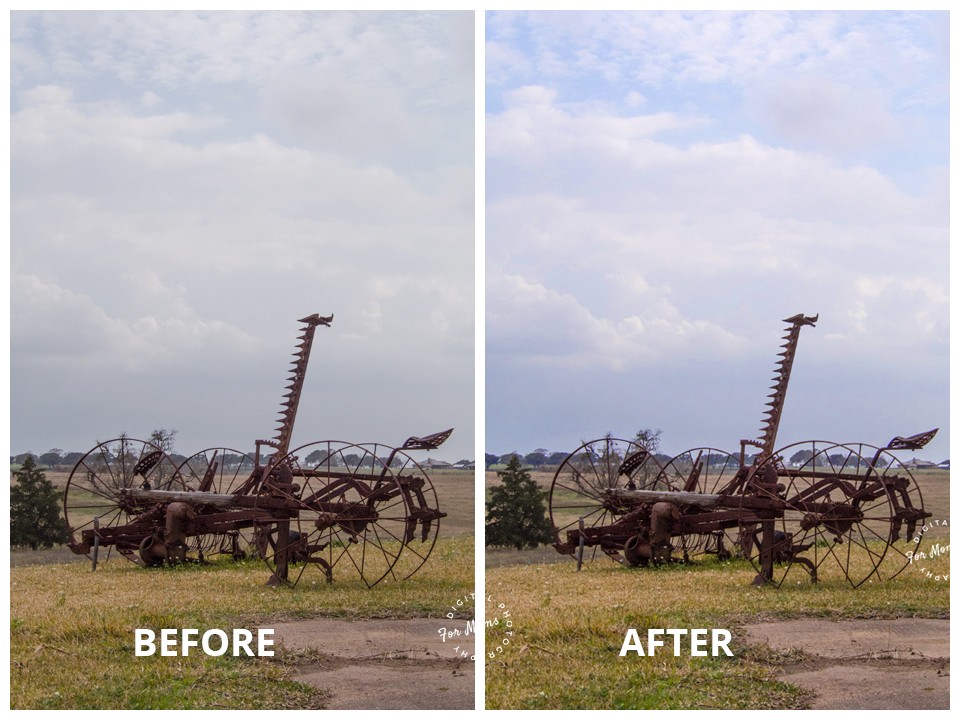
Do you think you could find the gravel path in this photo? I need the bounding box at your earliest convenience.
[743,618,949,709]
[271,618,475,710]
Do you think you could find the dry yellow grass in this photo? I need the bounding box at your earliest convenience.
[11,536,474,709]
[485,546,948,709]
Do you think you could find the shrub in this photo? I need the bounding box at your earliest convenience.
[11,456,70,550]
[485,456,554,549]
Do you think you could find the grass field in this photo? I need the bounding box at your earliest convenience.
[485,468,949,709]
[485,548,948,709]
[10,535,474,709]
[10,465,475,709]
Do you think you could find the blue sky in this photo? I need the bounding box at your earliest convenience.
[486,10,949,462]
[11,11,475,462]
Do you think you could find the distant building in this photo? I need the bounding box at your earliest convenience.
[904,458,938,470]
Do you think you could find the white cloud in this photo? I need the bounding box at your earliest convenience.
[744,76,899,153]
[486,272,744,371]
[11,274,258,370]
[486,87,947,371]
[10,11,475,461]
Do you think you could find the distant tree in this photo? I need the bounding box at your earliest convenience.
[499,452,520,466]
[790,449,814,467]
[63,452,85,467]
[523,451,548,469]
[221,453,242,468]
[485,453,500,470]
[11,456,70,550]
[39,450,64,468]
[547,451,568,465]
[305,449,330,466]
[14,453,37,466]
[828,454,847,468]
[634,428,663,454]
[149,428,178,454]
[485,456,554,550]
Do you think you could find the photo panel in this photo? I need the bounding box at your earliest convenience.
[10,10,476,710]
[484,9,949,710]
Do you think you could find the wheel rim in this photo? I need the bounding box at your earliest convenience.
[64,438,183,562]
[177,448,257,560]
[256,441,428,588]
[739,441,926,587]
[548,437,664,564]
[358,442,442,583]
[659,448,742,559]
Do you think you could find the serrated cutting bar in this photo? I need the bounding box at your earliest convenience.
[756,313,818,458]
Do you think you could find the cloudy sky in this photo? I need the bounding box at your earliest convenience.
[486,11,949,462]
[11,11,475,462]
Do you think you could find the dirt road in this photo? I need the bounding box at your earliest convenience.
[272,618,475,710]
[743,618,949,709]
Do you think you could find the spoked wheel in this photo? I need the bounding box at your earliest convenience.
[659,448,742,559]
[357,442,443,582]
[548,437,665,565]
[255,441,444,588]
[64,438,183,562]
[739,441,930,588]
[177,448,257,561]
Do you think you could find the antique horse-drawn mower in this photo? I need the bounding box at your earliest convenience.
[549,314,937,587]
[64,314,452,588]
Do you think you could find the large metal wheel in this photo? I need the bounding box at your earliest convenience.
[64,437,183,562]
[177,448,258,560]
[358,442,443,582]
[739,441,929,588]
[659,448,742,559]
[255,441,443,588]
[548,437,666,564]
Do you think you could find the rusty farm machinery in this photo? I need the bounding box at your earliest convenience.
[549,314,937,587]
[63,314,452,588]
